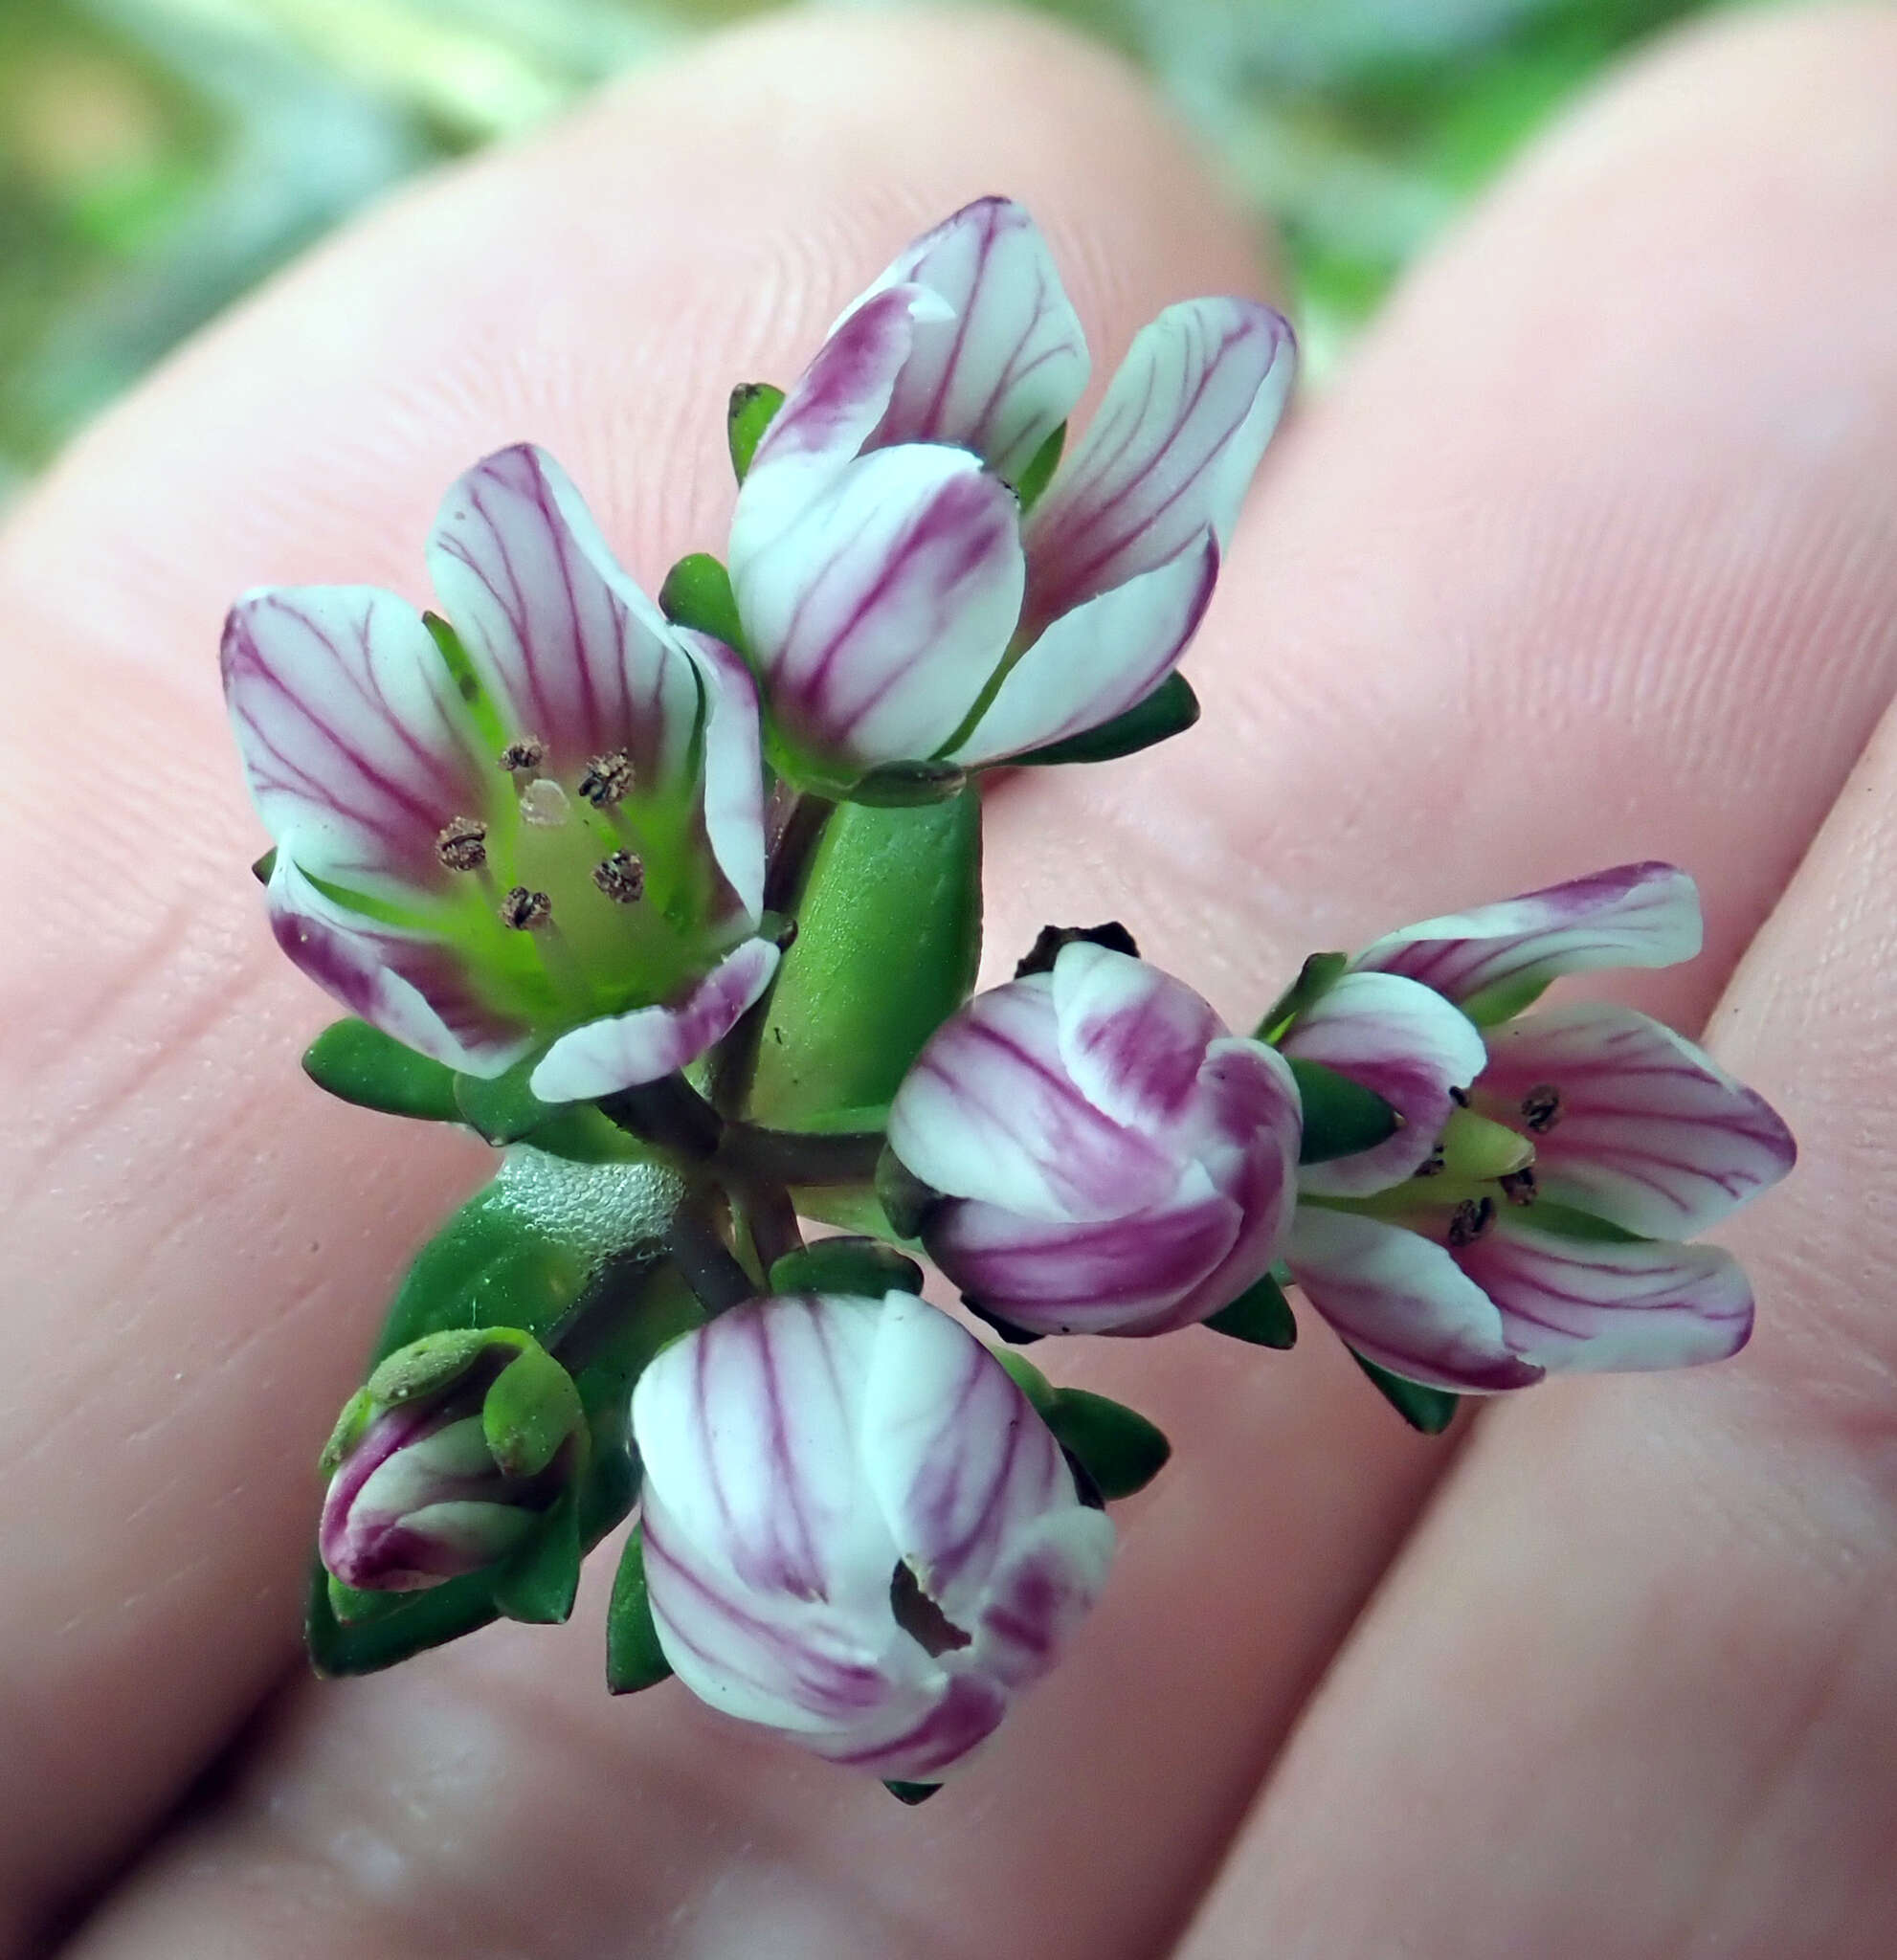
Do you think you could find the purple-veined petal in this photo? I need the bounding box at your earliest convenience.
[1455,1219,1754,1373]
[859,1293,1079,1622]
[926,1166,1243,1337]
[887,975,1183,1220]
[971,1505,1116,1693]
[677,630,769,925]
[853,196,1090,482]
[1284,971,1489,1198]
[816,1670,1012,1781]
[1474,1001,1796,1238]
[950,529,1219,767]
[1020,297,1293,630]
[267,857,535,1077]
[731,283,954,570]
[222,585,489,900]
[427,444,701,783]
[1353,862,1703,1023]
[1050,940,1225,1135]
[1285,1206,1544,1393]
[733,444,1025,774]
[527,936,778,1103]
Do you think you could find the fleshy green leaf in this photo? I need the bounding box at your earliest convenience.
[658,552,745,652]
[884,1780,943,1806]
[1008,673,1200,768]
[1041,1389,1171,1501]
[482,1346,584,1478]
[1011,420,1065,512]
[1204,1273,1298,1348]
[992,1348,1056,1413]
[455,1058,558,1146]
[1350,1350,1461,1435]
[748,791,982,1131]
[606,1525,674,1694]
[1289,1057,1402,1165]
[845,759,968,807]
[767,1236,924,1299]
[728,381,786,483]
[1255,950,1350,1041]
[303,1018,462,1123]
[489,1483,584,1624]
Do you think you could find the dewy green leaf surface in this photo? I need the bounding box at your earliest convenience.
[747,790,982,1131]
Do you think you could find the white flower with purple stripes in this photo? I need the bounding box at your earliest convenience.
[632,1290,1115,1783]
[1277,863,1797,1392]
[222,442,778,1103]
[726,196,1295,787]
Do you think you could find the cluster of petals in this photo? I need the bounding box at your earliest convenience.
[728,196,1296,784]
[1279,863,1797,1391]
[222,443,778,1103]
[631,1289,1114,1782]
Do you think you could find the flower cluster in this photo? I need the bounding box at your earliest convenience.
[224,198,1793,1795]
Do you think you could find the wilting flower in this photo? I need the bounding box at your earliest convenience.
[1279,863,1796,1391]
[886,941,1302,1335]
[320,1328,584,1592]
[727,196,1295,786]
[223,443,777,1103]
[633,1290,1114,1782]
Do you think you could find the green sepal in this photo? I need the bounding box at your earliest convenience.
[605,1524,674,1694]
[1516,1200,1649,1245]
[1350,1350,1460,1435]
[1290,1057,1402,1164]
[251,847,278,884]
[489,1481,584,1625]
[1009,673,1200,769]
[658,551,745,652]
[318,1387,376,1475]
[1204,1273,1298,1348]
[748,791,982,1131]
[789,1180,920,1250]
[872,1148,940,1242]
[884,1780,943,1806]
[844,759,968,807]
[423,610,504,747]
[1040,1389,1171,1501]
[728,381,786,482]
[768,1236,925,1299]
[1011,420,1065,511]
[1459,972,1551,1028]
[992,1348,1055,1413]
[1256,950,1350,1041]
[365,1325,517,1405]
[455,1057,557,1146]
[483,1346,585,1478]
[303,1018,462,1123]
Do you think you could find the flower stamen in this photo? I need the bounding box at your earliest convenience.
[1499,1168,1538,1206]
[592,851,646,904]
[499,886,553,932]
[499,736,547,774]
[435,816,489,873]
[1446,1196,1496,1248]
[578,750,635,809]
[1520,1083,1563,1133]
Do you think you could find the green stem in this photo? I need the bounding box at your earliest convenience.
[597,1074,725,1162]
[720,1125,886,1188]
[666,1197,759,1315]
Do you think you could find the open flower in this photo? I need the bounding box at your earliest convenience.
[886,941,1303,1335]
[633,1290,1114,1783]
[1278,864,1796,1391]
[727,196,1295,786]
[223,443,777,1104]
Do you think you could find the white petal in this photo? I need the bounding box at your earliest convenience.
[527,937,779,1102]
[1285,971,1489,1198]
[951,530,1218,766]
[972,1505,1116,1692]
[1050,942,1225,1135]
[221,585,489,901]
[677,631,769,925]
[1476,1002,1796,1237]
[1286,1207,1543,1393]
[850,196,1090,481]
[1353,862,1703,1022]
[734,444,1025,774]
[427,444,701,783]
[1021,297,1293,626]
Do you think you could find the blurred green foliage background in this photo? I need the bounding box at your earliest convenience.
[0,0,1759,494]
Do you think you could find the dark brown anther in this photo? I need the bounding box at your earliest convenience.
[1499,1168,1539,1206]
[577,749,635,808]
[435,816,489,872]
[591,850,645,904]
[499,737,547,773]
[1520,1082,1563,1133]
[499,885,552,931]
[1446,1195,1497,1248]
[1448,1084,1471,1108]
[1416,1146,1447,1178]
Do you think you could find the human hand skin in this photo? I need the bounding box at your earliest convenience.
[1,3,1894,1953]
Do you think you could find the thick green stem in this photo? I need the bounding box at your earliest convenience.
[720,1125,886,1188]
[597,1074,725,1162]
[666,1198,758,1315]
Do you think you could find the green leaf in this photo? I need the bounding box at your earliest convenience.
[482,1346,584,1477]
[768,1236,925,1299]
[844,759,968,807]
[1459,972,1551,1027]
[303,1019,462,1123]
[251,847,278,885]
[605,1525,674,1694]
[992,1348,1055,1413]
[1011,420,1065,512]
[1009,673,1200,768]
[1204,1273,1298,1348]
[1255,951,1350,1041]
[1041,1389,1172,1501]
[455,1058,557,1145]
[747,791,982,1130]
[727,381,786,482]
[1290,1057,1402,1164]
[883,1780,943,1806]
[658,552,745,652]
[1350,1351,1460,1435]
[490,1484,583,1624]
